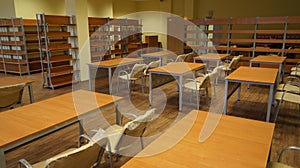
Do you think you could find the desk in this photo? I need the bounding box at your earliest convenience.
[88,58,143,94]
[0,90,122,168]
[250,55,286,85]
[141,51,176,66]
[149,62,205,111]
[223,67,278,122]
[0,76,34,103]
[122,110,274,168]
[194,53,229,69]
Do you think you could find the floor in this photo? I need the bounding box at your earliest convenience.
[1,71,299,168]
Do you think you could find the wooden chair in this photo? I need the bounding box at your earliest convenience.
[183,73,210,109]
[273,80,300,122]
[222,55,242,76]
[18,135,110,168]
[267,146,300,168]
[117,63,147,94]
[0,83,25,111]
[167,54,187,64]
[91,108,156,161]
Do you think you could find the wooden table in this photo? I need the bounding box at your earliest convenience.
[149,62,205,111]
[122,110,275,168]
[0,76,34,103]
[141,51,176,66]
[88,58,143,94]
[0,90,122,168]
[250,55,286,86]
[223,67,278,122]
[194,53,229,69]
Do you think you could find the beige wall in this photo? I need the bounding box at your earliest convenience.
[88,0,113,17]
[112,0,137,18]
[0,0,16,17]
[195,0,300,19]
[14,0,65,19]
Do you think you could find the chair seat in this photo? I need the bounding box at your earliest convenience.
[119,74,131,81]
[184,81,202,91]
[277,83,299,92]
[267,162,294,168]
[32,148,77,168]
[275,91,300,104]
[291,67,300,71]
[290,71,300,76]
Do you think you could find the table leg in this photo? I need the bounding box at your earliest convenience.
[108,68,112,95]
[149,72,153,107]
[278,63,283,85]
[282,61,285,83]
[223,80,229,115]
[115,103,121,125]
[160,57,163,66]
[0,149,6,168]
[248,62,253,89]
[179,75,183,112]
[266,84,274,122]
[88,66,92,91]
[238,84,241,101]
[216,60,220,85]
[28,84,34,103]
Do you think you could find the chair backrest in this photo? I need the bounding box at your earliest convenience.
[0,83,25,110]
[184,52,194,62]
[144,60,160,75]
[124,108,156,137]
[46,138,108,168]
[130,63,147,79]
[175,54,187,62]
[228,55,241,70]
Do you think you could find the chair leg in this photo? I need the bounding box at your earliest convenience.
[205,87,209,106]
[140,137,144,149]
[274,100,282,123]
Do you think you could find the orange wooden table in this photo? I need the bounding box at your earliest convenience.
[0,90,122,168]
[88,58,143,94]
[0,76,34,103]
[149,62,205,111]
[250,55,286,85]
[142,50,176,66]
[122,110,274,168]
[224,67,278,122]
[194,53,229,69]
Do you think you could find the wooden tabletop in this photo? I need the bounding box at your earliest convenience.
[88,58,143,68]
[250,55,286,64]
[142,51,176,57]
[122,110,274,168]
[0,90,122,148]
[149,62,205,75]
[226,67,278,84]
[195,53,229,60]
[0,76,34,87]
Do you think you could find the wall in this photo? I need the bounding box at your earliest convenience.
[0,0,16,17]
[112,0,137,18]
[88,0,113,17]
[135,0,172,49]
[195,0,300,19]
[14,0,65,19]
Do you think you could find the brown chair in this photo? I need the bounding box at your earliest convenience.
[0,83,25,111]
[117,63,147,94]
[273,80,300,123]
[18,135,110,168]
[91,108,156,161]
[267,146,300,168]
[222,55,242,76]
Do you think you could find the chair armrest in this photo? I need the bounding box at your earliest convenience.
[78,134,92,147]
[118,70,130,80]
[122,112,138,120]
[18,159,33,168]
[278,146,300,162]
[282,81,300,94]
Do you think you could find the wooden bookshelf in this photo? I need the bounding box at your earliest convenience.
[176,16,300,71]
[0,18,40,75]
[88,17,142,62]
[36,14,79,89]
